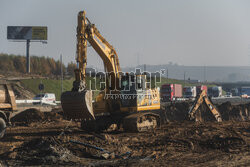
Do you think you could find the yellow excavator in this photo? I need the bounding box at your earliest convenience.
[189,90,222,122]
[61,11,161,132]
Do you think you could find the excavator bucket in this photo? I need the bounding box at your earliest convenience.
[61,90,95,120]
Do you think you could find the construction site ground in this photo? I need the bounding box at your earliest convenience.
[0,101,249,166]
[0,119,249,166]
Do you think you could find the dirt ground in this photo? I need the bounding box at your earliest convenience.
[0,103,250,166]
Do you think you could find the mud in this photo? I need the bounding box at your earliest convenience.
[218,102,250,121]
[164,102,191,122]
[10,108,62,125]
[2,137,78,166]
[0,120,249,166]
[164,101,250,122]
[0,102,250,166]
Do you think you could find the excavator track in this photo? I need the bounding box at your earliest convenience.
[122,112,160,132]
[80,115,114,132]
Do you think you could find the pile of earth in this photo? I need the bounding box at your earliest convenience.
[118,122,250,166]
[155,123,247,153]
[10,109,62,125]
[10,82,35,99]
[164,102,192,122]
[164,101,250,122]
[218,102,250,121]
[1,137,80,166]
[0,120,249,166]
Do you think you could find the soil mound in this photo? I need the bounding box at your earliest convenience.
[165,102,191,121]
[11,109,44,124]
[218,102,250,121]
[11,82,35,99]
[43,112,63,121]
[12,137,77,166]
[10,109,63,125]
[164,101,250,122]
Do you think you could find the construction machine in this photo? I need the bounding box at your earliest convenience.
[189,90,222,122]
[61,11,161,132]
[0,80,17,138]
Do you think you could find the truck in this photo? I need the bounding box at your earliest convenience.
[196,85,207,95]
[240,87,250,97]
[0,80,17,138]
[183,86,196,98]
[231,88,239,96]
[160,84,182,102]
[208,86,222,97]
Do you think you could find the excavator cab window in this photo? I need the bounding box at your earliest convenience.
[121,80,129,90]
[121,75,136,92]
[136,75,146,90]
[120,75,137,107]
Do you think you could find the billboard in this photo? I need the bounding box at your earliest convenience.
[7,26,47,40]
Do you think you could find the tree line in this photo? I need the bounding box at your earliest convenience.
[0,53,77,76]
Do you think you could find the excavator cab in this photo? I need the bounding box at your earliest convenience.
[119,74,160,112]
[119,74,145,109]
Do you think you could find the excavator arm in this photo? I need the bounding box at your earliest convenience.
[74,11,121,92]
[189,90,222,122]
[61,11,121,120]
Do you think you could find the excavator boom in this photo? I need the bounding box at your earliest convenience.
[61,11,94,120]
[61,11,121,121]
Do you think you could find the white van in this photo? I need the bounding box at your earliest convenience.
[33,93,56,105]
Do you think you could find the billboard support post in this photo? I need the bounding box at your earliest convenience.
[26,39,30,73]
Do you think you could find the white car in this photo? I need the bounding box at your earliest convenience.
[33,93,56,105]
[225,92,232,97]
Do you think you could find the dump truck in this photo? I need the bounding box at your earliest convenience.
[183,86,196,98]
[0,80,17,138]
[208,86,222,97]
[240,87,250,96]
[196,85,207,95]
[160,84,182,102]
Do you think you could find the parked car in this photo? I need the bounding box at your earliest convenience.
[33,93,56,104]
[225,92,232,97]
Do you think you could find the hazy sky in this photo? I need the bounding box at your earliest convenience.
[1,0,250,68]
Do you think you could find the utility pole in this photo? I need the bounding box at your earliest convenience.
[204,65,206,83]
[166,68,168,81]
[60,54,63,95]
[26,39,30,73]
[184,71,186,86]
